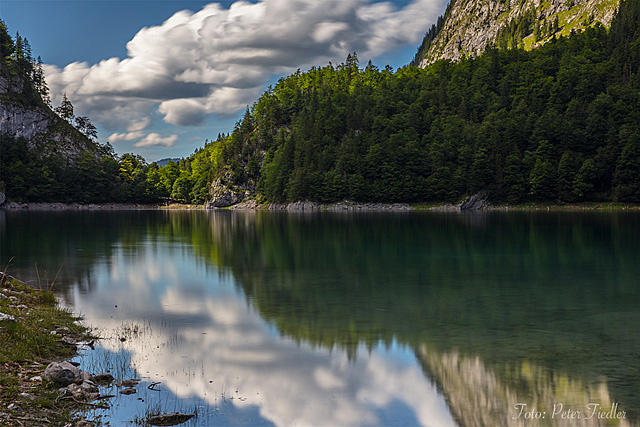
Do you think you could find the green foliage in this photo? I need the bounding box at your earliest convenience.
[0,134,129,203]
[529,158,557,200]
[495,7,537,49]
[557,151,582,201]
[0,25,164,205]
[411,9,449,66]
[573,159,598,198]
[54,93,74,122]
[171,174,192,201]
[3,1,640,206]
[613,130,640,201]
[125,135,229,205]
[0,20,49,106]
[199,1,640,204]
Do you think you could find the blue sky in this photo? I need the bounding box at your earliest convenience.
[1,0,447,162]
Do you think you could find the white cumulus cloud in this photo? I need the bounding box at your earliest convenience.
[107,131,145,144]
[45,0,446,136]
[133,133,179,148]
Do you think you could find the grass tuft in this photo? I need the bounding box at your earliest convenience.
[0,274,95,426]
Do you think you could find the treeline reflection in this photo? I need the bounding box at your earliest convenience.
[2,209,638,423]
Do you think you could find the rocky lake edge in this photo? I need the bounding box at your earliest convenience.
[2,197,640,212]
[0,272,98,426]
[0,273,196,426]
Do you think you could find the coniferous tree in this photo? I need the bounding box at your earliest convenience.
[13,32,32,73]
[74,116,98,140]
[0,20,14,64]
[32,56,51,105]
[54,93,74,122]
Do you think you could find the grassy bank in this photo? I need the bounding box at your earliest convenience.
[0,272,94,426]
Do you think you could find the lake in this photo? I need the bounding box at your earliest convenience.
[1,209,639,426]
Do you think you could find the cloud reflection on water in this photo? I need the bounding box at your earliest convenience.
[49,210,640,426]
[69,245,456,426]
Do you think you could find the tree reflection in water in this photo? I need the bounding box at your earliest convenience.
[2,210,639,425]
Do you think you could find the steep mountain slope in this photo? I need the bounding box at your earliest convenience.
[174,0,639,206]
[0,22,178,205]
[414,0,620,66]
[0,21,127,203]
[0,23,98,161]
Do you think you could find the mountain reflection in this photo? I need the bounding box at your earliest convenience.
[68,250,456,426]
[2,210,639,425]
[197,210,640,424]
[417,347,633,427]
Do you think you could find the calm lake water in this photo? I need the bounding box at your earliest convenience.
[1,209,639,426]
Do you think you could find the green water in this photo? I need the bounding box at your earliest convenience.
[1,209,638,426]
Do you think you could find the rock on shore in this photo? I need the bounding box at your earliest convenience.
[227,200,414,211]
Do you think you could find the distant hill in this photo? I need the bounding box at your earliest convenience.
[413,0,621,66]
[154,158,181,167]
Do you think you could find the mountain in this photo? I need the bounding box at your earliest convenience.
[154,158,181,167]
[166,0,637,207]
[0,21,151,204]
[0,74,97,160]
[413,0,621,67]
[3,1,639,206]
[0,23,99,162]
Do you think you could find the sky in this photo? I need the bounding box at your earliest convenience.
[0,0,448,162]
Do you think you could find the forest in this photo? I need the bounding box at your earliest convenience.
[0,20,176,204]
[205,0,640,204]
[1,0,639,205]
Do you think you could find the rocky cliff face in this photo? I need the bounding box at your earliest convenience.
[0,74,54,141]
[0,72,95,159]
[418,0,620,66]
[205,169,256,208]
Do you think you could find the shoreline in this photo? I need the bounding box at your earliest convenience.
[227,199,415,211]
[416,202,640,212]
[0,201,164,210]
[212,199,640,212]
[0,273,97,426]
[1,199,639,212]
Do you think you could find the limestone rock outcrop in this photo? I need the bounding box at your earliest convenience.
[1,66,97,161]
[418,0,620,66]
[0,74,54,141]
[205,169,255,208]
[459,191,491,210]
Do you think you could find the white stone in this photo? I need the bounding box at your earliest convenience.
[0,313,16,322]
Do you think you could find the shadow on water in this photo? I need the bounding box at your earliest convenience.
[2,209,640,425]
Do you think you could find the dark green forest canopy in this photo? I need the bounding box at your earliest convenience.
[2,0,640,205]
[204,0,640,204]
[0,21,164,204]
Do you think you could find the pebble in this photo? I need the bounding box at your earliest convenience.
[0,313,15,322]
